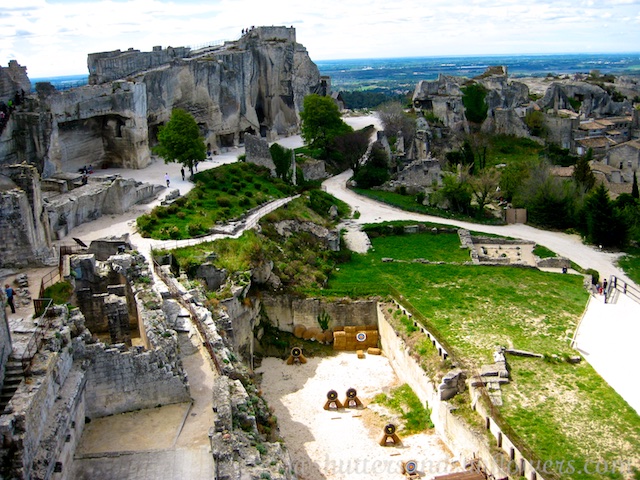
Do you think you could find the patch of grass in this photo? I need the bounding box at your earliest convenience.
[315,230,640,475]
[42,281,74,305]
[137,162,294,239]
[373,384,433,434]
[533,245,557,259]
[353,188,506,225]
[486,134,543,167]
[617,246,640,285]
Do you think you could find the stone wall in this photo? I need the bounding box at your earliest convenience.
[0,60,30,102]
[0,164,54,268]
[261,294,378,332]
[0,349,86,480]
[77,341,190,417]
[45,176,163,240]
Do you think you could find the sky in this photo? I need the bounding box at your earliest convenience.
[1,0,640,78]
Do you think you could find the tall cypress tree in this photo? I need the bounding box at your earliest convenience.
[632,171,639,199]
[573,149,596,191]
[583,184,628,247]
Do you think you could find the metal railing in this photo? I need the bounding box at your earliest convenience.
[606,275,640,305]
[388,290,560,479]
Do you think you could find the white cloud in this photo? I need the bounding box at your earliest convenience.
[0,0,639,77]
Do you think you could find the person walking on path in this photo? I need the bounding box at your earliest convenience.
[181,167,185,181]
[5,284,16,314]
[165,173,170,188]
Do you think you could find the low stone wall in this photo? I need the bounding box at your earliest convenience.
[0,350,86,480]
[261,294,378,332]
[45,176,163,240]
[78,341,189,417]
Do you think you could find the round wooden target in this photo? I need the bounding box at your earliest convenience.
[405,460,418,474]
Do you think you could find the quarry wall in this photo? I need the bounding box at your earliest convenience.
[261,294,378,333]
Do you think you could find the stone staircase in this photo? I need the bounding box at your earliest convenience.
[1,356,24,413]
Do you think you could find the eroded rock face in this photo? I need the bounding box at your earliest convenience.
[537,81,632,117]
[4,26,322,174]
[412,67,530,131]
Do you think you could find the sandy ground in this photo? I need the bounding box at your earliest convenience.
[257,353,462,480]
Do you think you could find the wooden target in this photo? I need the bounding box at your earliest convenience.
[404,460,417,474]
[343,387,363,409]
[402,460,419,478]
[286,346,307,365]
[380,423,401,446]
[323,389,343,410]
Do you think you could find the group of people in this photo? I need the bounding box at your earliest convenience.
[0,89,26,135]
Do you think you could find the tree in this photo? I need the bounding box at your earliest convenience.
[517,161,578,229]
[583,184,628,248]
[632,171,639,199]
[471,168,500,213]
[331,128,372,174]
[524,110,546,137]
[154,108,206,177]
[461,82,488,125]
[300,94,352,155]
[269,143,293,182]
[376,101,416,148]
[353,142,390,188]
[437,172,473,214]
[572,148,596,192]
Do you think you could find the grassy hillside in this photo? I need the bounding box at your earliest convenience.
[316,223,640,479]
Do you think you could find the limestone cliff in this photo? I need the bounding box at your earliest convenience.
[412,66,530,132]
[1,26,322,175]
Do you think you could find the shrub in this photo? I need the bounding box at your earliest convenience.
[188,223,204,236]
[176,211,186,219]
[217,196,232,208]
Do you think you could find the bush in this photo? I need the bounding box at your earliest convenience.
[188,223,205,236]
[217,196,232,208]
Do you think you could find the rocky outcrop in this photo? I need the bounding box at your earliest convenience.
[0,60,30,101]
[245,134,276,174]
[3,26,322,175]
[412,67,530,131]
[44,175,164,240]
[538,81,633,117]
[0,164,55,267]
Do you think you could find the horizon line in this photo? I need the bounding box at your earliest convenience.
[29,51,640,80]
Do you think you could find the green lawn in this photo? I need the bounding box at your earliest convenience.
[317,226,640,479]
[137,162,294,239]
[353,188,506,225]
